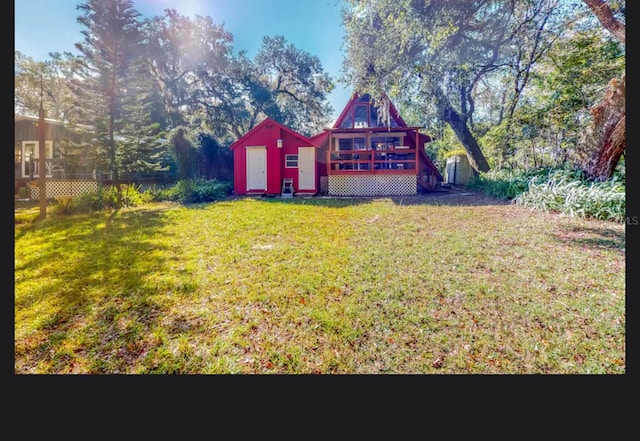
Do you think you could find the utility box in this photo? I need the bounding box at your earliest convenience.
[445,154,474,185]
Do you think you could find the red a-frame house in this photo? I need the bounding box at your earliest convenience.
[311,92,443,196]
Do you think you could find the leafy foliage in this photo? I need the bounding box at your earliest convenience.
[341,0,624,177]
[195,131,233,181]
[254,35,335,137]
[143,9,235,130]
[72,183,150,212]
[143,12,334,139]
[468,166,625,221]
[515,171,625,221]
[157,179,232,203]
[169,127,199,180]
[341,0,562,172]
[467,167,541,200]
[14,51,79,121]
[56,178,231,213]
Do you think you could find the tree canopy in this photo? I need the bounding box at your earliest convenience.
[15,1,335,183]
[14,0,624,182]
[340,0,624,177]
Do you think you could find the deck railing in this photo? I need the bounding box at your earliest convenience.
[329,148,416,173]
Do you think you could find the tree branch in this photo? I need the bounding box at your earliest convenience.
[582,0,625,45]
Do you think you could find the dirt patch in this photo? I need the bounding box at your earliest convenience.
[390,185,511,207]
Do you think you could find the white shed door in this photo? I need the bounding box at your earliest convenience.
[298,147,315,191]
[246,147,266,191]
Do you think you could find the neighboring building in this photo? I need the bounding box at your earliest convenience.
[229,117,320,196]
[15,115,97,198]
[230,92,443,197]
[445,153,475,186]
[15,114,177,199]
[15,116,66,193]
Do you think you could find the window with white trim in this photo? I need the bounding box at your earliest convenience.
[285,154,298,168]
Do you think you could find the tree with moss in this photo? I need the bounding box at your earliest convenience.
[341,0,559,173]
[15,51,79,122]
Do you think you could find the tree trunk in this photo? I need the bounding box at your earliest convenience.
[578,2,625,181]
[38,105,47,220]
[582,0,625,45]
[582,74,625,181]
[442,106,491,173]
[584,111,625,181]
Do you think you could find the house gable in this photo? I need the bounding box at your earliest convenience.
[333,92,408,129]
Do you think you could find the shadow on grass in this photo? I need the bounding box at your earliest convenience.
[223,188,510,208]
[388,191,511,207]
[14,205,180,373]
[554,224,625,251]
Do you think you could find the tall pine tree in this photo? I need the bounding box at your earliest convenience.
[72,0,142,184]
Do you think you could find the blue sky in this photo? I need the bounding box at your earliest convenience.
[14,0,353,119]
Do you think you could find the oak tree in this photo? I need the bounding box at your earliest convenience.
[580,0,625,181]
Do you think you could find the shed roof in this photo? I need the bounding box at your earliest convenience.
[308,130,329,147]
[229,117,321,150]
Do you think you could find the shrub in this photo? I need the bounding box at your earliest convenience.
[468,166,624,221]
[156,179,232,203]
[53,179,232,214]
[72,184,148,213]
[442,149,468,160]
[515,173,625,222]
[467,168,534,200]
[142,184,175,202]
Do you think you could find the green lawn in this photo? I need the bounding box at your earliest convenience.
[14,193,626,374]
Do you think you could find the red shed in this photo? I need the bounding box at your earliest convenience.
[229,117,320,196]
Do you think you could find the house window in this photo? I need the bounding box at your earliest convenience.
[336,137,366,151]
[339,112,353,129]
[22,141,53,177]
[354,104,369,128]
[285,154,298,168]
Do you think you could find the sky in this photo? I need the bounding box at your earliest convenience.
[14,0,353,119]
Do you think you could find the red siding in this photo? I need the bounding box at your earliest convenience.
[280,130,316,193]
[266,140,282,195]
[233,147,245,194]
[230,118,318,195]
[281,131,299,190]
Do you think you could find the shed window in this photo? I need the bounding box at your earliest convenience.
[285,154,298,168]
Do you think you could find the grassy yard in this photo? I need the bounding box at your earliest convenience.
[14,192,625,374]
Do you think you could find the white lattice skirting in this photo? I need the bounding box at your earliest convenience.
[30,180,98,199]
[328,175,417,196]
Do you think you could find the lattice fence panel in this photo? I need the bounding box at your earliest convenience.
[30,180,98,199]
[328,175,416,196]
